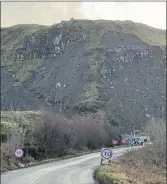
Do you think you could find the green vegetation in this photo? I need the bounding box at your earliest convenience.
[94,119,166,184]
[66,19,166,46]
[1,20,166,172]
[1,20,165,85]
[81,83,99,104]
[1,110,119,171]
[1,111,42,137]
[1,24,47,50]
[1,111,42,125]
[1,24,47,84]
[76,83,103,112]
[2,58,43,84]
[75,44,106,112]
[95,164,139,184]
[95,147,166,184]
[95,20,166,45]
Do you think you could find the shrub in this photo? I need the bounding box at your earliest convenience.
[1,110,120,170]
[30,112,114,159]
[145,118,166,168]
[0,132,8,142]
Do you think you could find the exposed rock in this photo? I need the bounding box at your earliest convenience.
[1,19,166,131]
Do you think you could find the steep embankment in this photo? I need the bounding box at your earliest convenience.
[1,19,166,131]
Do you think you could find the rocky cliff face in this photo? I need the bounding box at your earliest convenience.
[1,19,166,130]
[2,20,101,61]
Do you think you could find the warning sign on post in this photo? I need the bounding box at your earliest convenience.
[14,148,24,159]
[101,148,113,159]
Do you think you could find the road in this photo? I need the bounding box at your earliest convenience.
[1,147,132,184]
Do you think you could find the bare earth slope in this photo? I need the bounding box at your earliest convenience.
[1,19,166,130]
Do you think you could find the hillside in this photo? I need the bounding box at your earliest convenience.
[1,19,166,131]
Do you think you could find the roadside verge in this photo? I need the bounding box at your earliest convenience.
[94,145,166,184]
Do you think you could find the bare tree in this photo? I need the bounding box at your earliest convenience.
[145,118,166,168]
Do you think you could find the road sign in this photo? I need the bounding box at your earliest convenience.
[101,148,113,159]
[14,148,24,159]
[121,139,127,144]
[113,140,118,145]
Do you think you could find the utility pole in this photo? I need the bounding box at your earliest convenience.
[132,124,135,138]
[130,129,133,146]
[128,128,133,146]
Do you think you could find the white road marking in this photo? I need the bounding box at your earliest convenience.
[29,148,128,184]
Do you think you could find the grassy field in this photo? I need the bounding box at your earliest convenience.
[1,111,43,128]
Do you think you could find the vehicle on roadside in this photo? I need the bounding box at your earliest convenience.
[133,137,144,145]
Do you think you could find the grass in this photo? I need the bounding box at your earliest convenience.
[75,32,107,112]
[1,20,165,85]
[82,83,99,103]
[94,146,166,184]
[1,24,47,84]
[95,164,142,184]
[67,19,166,46]
[1,111,43,129]
[77,83,103,112]
[75,43,106,112]
[95,20,166,46]
[1,24,47,50]
[2,58,43,84]
[1,110,42,119]
[1,111,43,172]
[2,20,165,53]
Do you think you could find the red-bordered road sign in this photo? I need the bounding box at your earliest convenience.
[101,148,113,159]
[113,140,118,145]
[14,148,24,159]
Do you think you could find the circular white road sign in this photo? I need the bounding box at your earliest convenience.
[101,148,113,159]
[14,148,24,159]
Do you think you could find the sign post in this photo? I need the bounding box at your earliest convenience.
[100,148,113,165]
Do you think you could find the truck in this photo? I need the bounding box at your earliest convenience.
[133,137,144,145]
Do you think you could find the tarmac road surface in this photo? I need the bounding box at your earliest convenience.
[1,147,132,184]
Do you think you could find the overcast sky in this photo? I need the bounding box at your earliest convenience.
[1,2,166,29]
